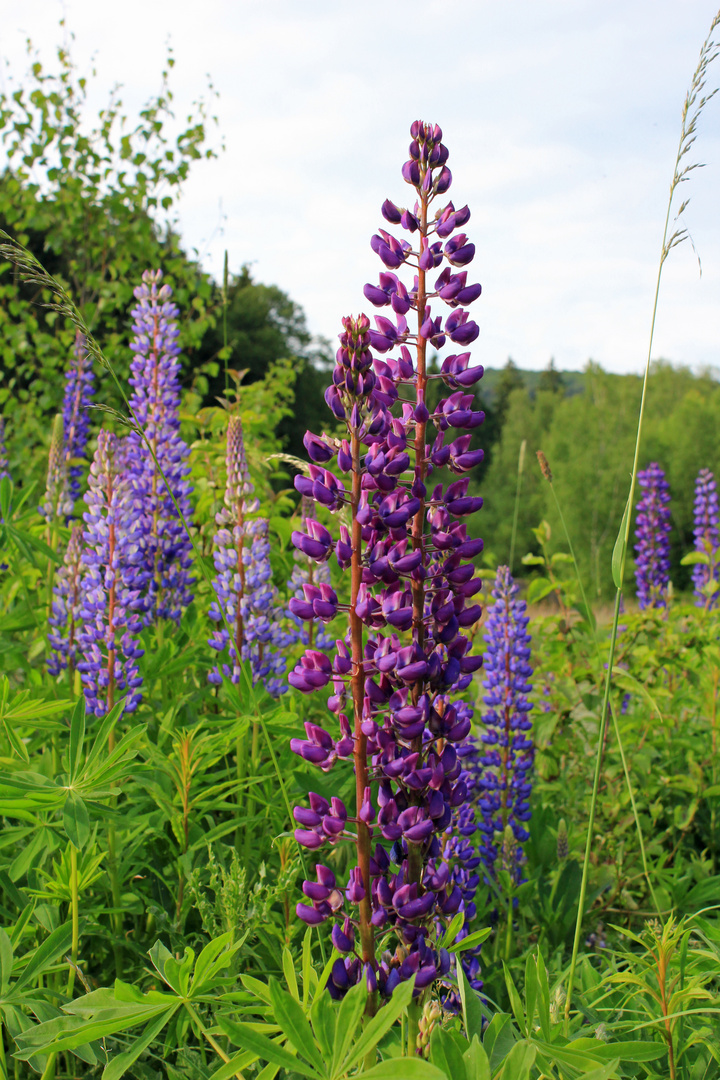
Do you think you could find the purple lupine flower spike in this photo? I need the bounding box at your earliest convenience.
[48,524,85,676]
[76,431,144,715]
[39,414,73,523]
[62,331,95,509]
[634,463,671,610]
[692,468,719,608]
[477,566,533,886]
[126,269,194,623]
[290,122,486,1001]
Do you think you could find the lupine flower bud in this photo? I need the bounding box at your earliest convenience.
[62,332,95,509]
[634,463,671,610]
[39,415,73,523]
[692,468,719,607]
[557,818,569,860]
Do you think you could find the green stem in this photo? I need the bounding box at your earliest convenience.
[223,250,230,395]
[564,589,622,1032]
[66,844,79,997]
[407,1001,421,1058]
[509,439,526,573]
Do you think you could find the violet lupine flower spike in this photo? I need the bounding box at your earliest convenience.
[634,463,671,610]
[76,431,145,716]
[477,566,533,887]
[127,270,194,624]
[39,414,73,524]
[62,331,95,509]
[290,122,485,1003]
[692,468,719,608]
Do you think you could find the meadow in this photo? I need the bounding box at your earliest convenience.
[0,14,719,1080]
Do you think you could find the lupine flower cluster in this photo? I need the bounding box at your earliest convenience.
[126,270,194,623]
[289,121,486,1000]
[76,431,145,715]
[634,463,671,610]
[62,331,95,508]
[208,416,289,694]
[39,414,73,523]
[476,566,533,889]
[692,468,719,608]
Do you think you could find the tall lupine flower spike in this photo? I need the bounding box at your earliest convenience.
[76,431,145,715]
[477,565,533,887]
[48,525,84,677]
[39,414,73,523]
[62,331,95,508]
[692,468,719,608]
[126,270,194,623]
[290,122,485,1004]
[634,463,671,610]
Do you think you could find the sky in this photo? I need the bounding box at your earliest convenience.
[0,0,719,375]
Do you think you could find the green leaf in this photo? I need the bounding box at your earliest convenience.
[463,1035,490,1080]
[63,791,90,850]
[329,981,367,1076]
[502,963,526,1035]
[190,932,238,995]
[483,1013,516,1072]
[526,577,557,605]
[680,550,710,566]
[449,928,491,954]
[430,1026,467,1080]
[268,978,326,1077]
[14,922,73,993]
[524,953,538,1036]
[438,912,464,950]
[535,951,551,1041]
[497,1040,536,1079]
[102,1008,177,1080]
[612,491,631,590]
[521,554,545,566]
[68,696,86,783]
[217,1016,322,1080]
[282,946,300,1002]
[309,994,336,1062]
[611,668,663,720]
[0,928,13,995]
[569,1038,666,1062]
[458,961,485,1041]
[342,977,416,1074]
[362,1061,446,1080]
